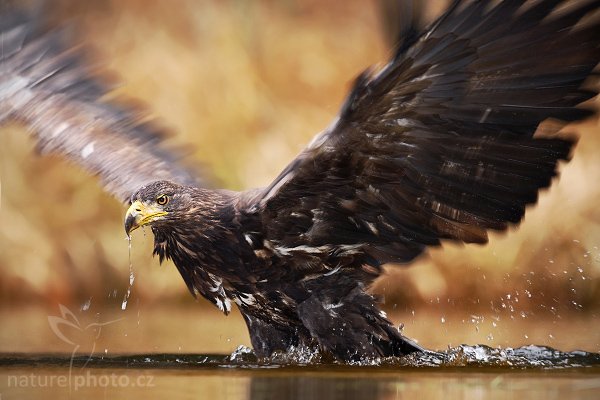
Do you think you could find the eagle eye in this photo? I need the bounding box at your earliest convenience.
[156,194,169,206]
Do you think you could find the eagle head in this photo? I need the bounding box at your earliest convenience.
[124,180,189,236]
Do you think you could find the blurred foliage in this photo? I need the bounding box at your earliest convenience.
[0,0,599,319]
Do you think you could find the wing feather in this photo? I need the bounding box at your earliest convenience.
[246,0,599,267]
[0,6,204,202]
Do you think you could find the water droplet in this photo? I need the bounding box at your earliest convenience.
[81,298,92,311]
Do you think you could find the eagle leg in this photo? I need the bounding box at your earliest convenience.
[241,313,304,358]
[296,287,425,361]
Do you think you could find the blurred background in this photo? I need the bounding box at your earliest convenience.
[0,0,599,355]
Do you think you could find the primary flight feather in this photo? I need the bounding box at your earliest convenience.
[2,1,599,361]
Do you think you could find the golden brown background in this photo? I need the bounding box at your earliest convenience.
[0,0,599,354]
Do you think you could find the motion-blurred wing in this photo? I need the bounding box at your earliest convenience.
[378,0,427,52]
[0,7,203,202]
[249,0,600,266]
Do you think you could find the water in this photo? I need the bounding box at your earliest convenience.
[1,305,598,398]
[2,367,598,400]
[2,344,599,369]
[1,346,599,399]
[121,238,135,311]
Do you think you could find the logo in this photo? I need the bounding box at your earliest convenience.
[47,304,124,390]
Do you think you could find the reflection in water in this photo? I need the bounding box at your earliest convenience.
[247,373,600,400]
[249,376,387,400]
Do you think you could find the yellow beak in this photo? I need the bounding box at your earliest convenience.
[124,200,168,236]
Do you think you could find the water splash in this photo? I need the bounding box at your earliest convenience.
[3,345,599,370]
[439,345,599,368]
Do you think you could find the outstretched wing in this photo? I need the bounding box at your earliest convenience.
[0,7,203,202]
[246,0,600,268]
[378,0,427,51]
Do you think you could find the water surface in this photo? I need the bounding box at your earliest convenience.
[1,305,599,399]
[1,346,600,399]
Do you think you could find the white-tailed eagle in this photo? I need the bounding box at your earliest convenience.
[2,1,599,361]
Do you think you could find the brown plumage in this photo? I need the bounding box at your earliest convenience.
[2,1,600,361]
[0,6,203,201]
